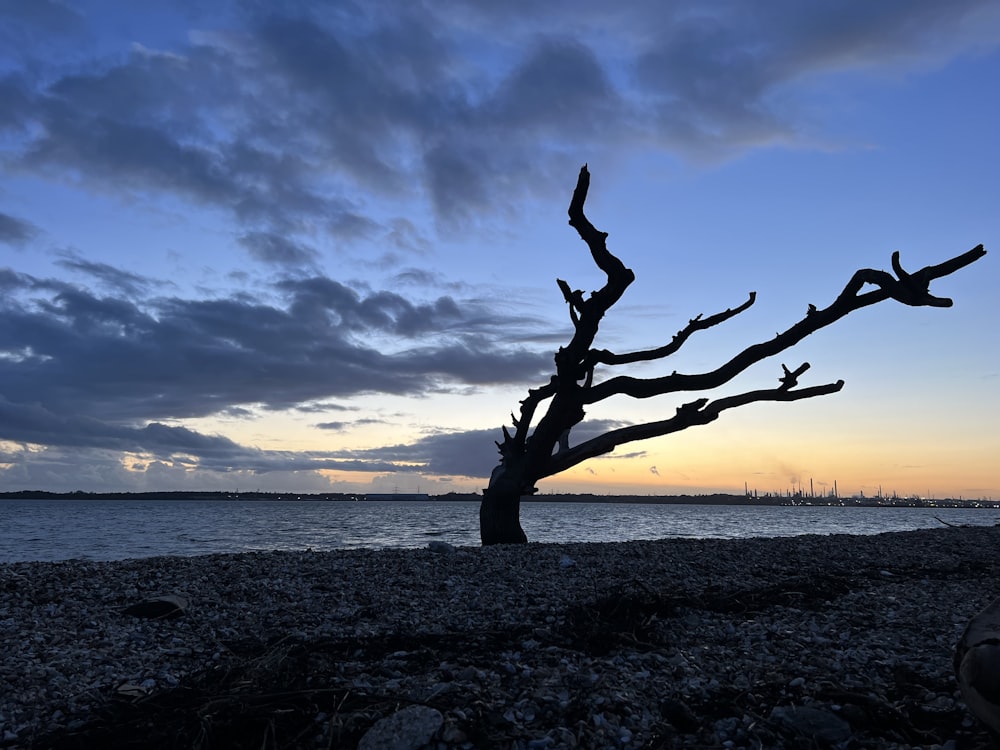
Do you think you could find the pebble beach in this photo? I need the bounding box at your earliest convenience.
[2,525,999,749]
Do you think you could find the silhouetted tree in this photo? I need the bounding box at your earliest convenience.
[480,165,986,545]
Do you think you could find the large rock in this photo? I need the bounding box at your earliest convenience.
[122,594,188,619]
[955,596,1000,737]
[358,705,443,750]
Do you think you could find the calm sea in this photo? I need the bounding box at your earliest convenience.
[0,499,997,563]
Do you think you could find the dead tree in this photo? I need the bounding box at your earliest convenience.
[479,165,986,545]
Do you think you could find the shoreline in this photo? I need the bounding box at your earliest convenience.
[3,527,999,748]
[3,490,997,509]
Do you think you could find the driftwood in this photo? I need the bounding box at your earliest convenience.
[480,165,987,544]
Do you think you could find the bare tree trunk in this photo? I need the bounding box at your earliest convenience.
[480,452,531,544]
[479,485,527,545]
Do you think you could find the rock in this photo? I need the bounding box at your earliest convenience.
[559,555,576,568]
[121,594,188,619]
[769,705,851,745]
[358,705,443,750]
[427,541,456,554]
[115,682,150,699]
[955,596,1000,736]
[439,720,467,744]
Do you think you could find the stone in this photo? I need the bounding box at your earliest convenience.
[358,705,443,750]
[427,541,456,554]
[115,682,150,699]
[121,594,188,619]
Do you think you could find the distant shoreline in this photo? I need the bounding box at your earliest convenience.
[0,489,996,509]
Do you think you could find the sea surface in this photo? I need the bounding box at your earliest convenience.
[0,498,997,563]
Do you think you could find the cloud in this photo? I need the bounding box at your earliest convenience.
[329,418,634,479]
[0,398,249,462]
[315,417,385,431]
[55,253,157,296]
[3,1,992,249]
[238,232,319,267]
[628,0,1000,155]
[0,211,39,246]
[0,266,553,459]
[0,439,428,494]
[315,422,346,431]
[294,402,356,414]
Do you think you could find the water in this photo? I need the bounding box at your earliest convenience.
[0,498,997,563]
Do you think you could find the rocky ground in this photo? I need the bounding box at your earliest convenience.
[2,525,999,749]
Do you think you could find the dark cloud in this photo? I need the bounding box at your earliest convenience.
[630,0,1000,155]
[274,276,492,339]
[332,418,633,479]
[238,232,318,267]
[384,219,431,255]
[486,38,620,136]
[315,422,347,431]
[0,75,32,130]
[315,417,385,431]
[0,266,552,450]
[55,254,156,296]
[0,211,38,246]
[294,402,356,414]
[0,433,426,494]
[350,427,501,478]
[0,397,250,460]
[2,1,995,240]
[0,248,630,481]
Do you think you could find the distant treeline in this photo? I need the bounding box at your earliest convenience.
[0,489,996,508]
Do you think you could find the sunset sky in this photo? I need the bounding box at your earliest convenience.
[1,1,998,499]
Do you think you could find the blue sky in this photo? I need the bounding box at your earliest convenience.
[1,0,997,498]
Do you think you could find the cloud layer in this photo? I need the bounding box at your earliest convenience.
[4,1,996,241]
[0,265,551,479]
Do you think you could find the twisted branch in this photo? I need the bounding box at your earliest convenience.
[583,244,986,405]
[586,292,756,368]
[543,378,846,479]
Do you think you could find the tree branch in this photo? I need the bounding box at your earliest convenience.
[517,165,637,485]
[541,377,846,479]
[583,244,986,404]
[506,378,557,454]
[586,292,756,368]
[567,164,635,294]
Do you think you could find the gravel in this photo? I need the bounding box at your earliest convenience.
[2,525,999,748]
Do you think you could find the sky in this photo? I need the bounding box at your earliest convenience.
[0,1,998,500]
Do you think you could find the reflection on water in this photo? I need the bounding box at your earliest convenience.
[0,498,997,563]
